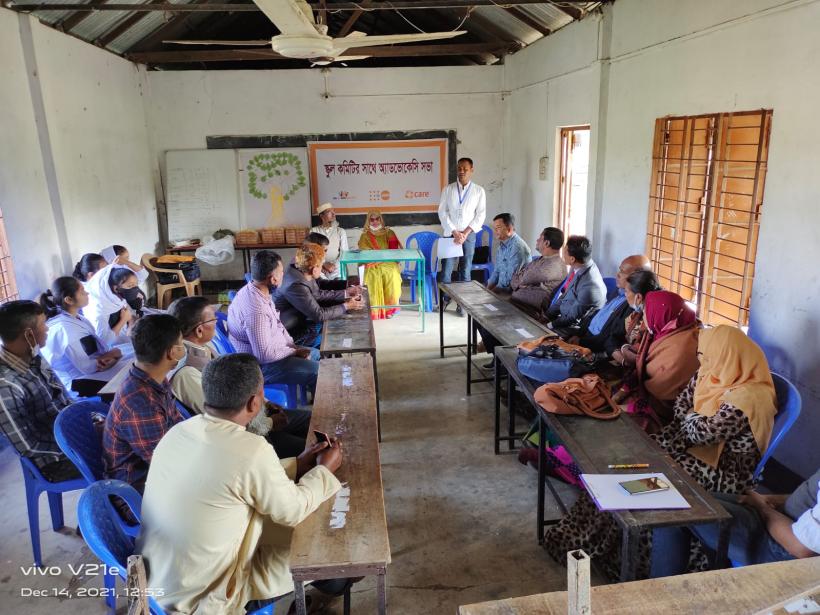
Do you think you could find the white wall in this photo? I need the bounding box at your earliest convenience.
[503,0,820,477]
[143,66,504,280]
[0,9,158,300]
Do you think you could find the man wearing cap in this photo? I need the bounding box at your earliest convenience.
[310,203,349,281]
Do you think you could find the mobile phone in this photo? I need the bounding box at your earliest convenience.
[619,477,670,495]
[313,430,332,446]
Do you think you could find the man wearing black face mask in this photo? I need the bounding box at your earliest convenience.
[0,301,80,481]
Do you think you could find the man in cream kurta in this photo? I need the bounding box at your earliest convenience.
[137,354,342,614]
[310,203,349,281]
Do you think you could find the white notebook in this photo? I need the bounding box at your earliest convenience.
[580,473,691,511]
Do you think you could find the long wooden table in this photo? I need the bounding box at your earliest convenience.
[494,345,732,582]
[438,281,552,395]
[289,355,390,615]
[459,557,820,614]
[167,241,305,271]
[320,289,382,440]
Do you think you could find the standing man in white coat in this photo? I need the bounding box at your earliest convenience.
[438,157,487,316]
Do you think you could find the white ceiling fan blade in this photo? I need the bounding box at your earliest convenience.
[253,0,319,37]
[331,30,466,54]
[164,39,271,46]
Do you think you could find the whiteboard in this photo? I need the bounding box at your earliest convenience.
[166,149,240,242]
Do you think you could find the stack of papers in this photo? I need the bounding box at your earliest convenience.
[580,473,691,511]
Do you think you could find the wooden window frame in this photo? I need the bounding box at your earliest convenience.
[0,209,19,303]
[646,110,773,327]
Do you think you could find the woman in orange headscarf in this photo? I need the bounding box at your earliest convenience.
[358,210,403,319]
[652,324,777,493]
[543,325,777,580]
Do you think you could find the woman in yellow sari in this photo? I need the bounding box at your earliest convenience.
[358,210,403,319]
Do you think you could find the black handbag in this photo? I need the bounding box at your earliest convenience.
[155,260,201,284]
[517,343,596,384]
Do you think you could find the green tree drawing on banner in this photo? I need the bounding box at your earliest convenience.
[246,152,307,225]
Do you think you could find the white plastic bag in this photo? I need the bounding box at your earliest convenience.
[195,235,235,266]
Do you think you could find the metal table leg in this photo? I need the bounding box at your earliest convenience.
[376,568,387,615]
[418,257,425,332]
[466,313,473,396]
[619,526,640,582]
[506,371,515,451]
[371,349,381,442]
[537,416,546,544]
[714,520,731,569]
[293,579,307,615]
[494,358,502,455]
[438,286,445,358]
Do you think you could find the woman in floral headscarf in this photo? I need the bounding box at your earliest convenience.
[544,325,777,580]
[358,210,403,319]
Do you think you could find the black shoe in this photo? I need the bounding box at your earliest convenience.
[441,297,451,311]
[455,305,465,317]
[482,359,495,369]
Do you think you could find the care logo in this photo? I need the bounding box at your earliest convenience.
[405,190,430,199]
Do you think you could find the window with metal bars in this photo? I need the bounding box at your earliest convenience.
[645,109,772,327]
[0,209,19,303]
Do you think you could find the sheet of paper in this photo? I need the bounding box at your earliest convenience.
[437,237,464,259]
[485,304,498,312]
[581,473,691,511]
[342,338,353,348]
[515,327,533,337]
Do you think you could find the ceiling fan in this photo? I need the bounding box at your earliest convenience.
[165,0,466,65]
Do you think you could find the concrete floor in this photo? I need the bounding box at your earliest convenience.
[0,305,579,614]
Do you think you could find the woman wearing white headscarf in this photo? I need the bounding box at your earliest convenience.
[84,264,138,345]
[100,244,149,284]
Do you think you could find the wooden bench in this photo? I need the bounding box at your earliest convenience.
[289,355,390,615]
[319,288,382,440]
[438,280,552,395]
[494,345,732,581]
[459,557,820,614]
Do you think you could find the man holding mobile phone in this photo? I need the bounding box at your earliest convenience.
[138,353,356,613]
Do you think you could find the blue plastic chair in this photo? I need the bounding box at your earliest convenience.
[401,231,438,312]
[212,312,302,408]
[77,480,274,615]
[174,399,193,420]
[11,451,85,568]
[471,224,494,283]
[54,400,110,485]
[245,272,253,284]
[603,276,619,301]
[754,373,802,481]
[53,400,121,606]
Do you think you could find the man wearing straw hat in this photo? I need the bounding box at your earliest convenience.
[310,203,349,281]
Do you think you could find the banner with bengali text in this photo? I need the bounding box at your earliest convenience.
[307,139,447,214]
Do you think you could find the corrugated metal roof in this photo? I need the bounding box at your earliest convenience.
[16,2,604,67]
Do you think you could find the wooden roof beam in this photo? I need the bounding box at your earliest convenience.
[336,0,370,37]
[9,1,592,13]
[128,42,511,64]
[551,2,583,21]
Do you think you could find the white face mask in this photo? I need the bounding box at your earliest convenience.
[24,329,40,357]
[630,302,643,312]
[369,224,382,232]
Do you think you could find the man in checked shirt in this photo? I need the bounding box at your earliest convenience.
[102,314,186,493]
[0,300,80,482]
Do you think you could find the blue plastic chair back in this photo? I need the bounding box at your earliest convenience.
[244,272,253,284]
[174,399,193,420]
[54,400,110,484]
[403,232,438,275]
[264,386,289,407]
[474,224,494,254]
[212,312,236,355]
[603,277,619,301]
[78,479,273,615]
[754,373,802,480]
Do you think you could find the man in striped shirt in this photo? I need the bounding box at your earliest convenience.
[0,300,79,482]
[228,251,320,391]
